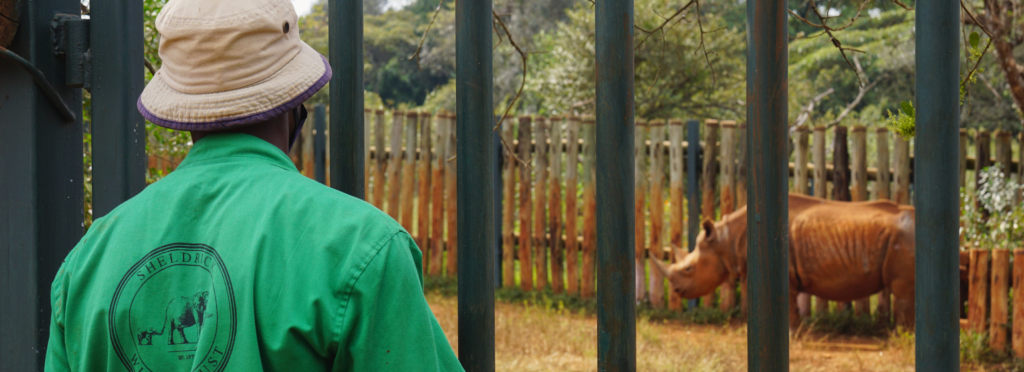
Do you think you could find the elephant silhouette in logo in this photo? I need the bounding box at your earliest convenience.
[136,291,211,345]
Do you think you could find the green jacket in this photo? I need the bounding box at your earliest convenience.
[45,133,463,372]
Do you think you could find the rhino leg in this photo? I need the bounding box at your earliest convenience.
[635,256,646,303]
[789,287,801,330]
[890,277,915,329]
[797,293,811,318]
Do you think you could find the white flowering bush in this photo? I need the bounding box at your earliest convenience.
[961,167,1024,249]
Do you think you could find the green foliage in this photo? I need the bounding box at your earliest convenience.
[960,330,1011,365]
[961,168,1024,249]
[299,1,453,108]
[528,0,747,119]
[789,9,915,128]
[885,100,915,140]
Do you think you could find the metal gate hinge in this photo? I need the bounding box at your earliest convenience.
[52,14,91,90]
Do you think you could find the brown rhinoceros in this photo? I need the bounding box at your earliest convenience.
[651,193,916,328]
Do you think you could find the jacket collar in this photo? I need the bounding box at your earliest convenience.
[176,133,298,172]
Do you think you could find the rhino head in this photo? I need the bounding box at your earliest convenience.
[651,219,733,299]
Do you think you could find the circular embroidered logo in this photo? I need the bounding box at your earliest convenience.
[109,243,236,372]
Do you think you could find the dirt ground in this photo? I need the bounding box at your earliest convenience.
[427,293,924,371]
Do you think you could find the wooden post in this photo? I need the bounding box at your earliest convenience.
[634,119,649,303]
[794,125,811,317]
[812,125,829,315]
[851,126,871,317]
[894,133,911,205]
[1012,248,1024,358]
[959,129,968,189]
[534,117,550,290]
[518,116,534,291]
[1019,133,1024,204]
[876,127,892,200]
[565,116,582,295]
[501,118,516,287]
[668,119,684,311]
[968,248,991,333]
[648,119,666,308]
[1018,133,1023,204]
[833,126,851,312]
[720,121,737,214]
[812,126,828,199]
[445,113,458,276]
[549,116,565,294]
[975,130,991,218]
[373,110,387,209]
[718,120,737,312]
[430,112,448,276]
[302,110,314,177]
[582,115,597,298]
[401,111,418,233]
[875,127,892,323]
[387,110,404,221]
[833,126,851,202]
[701,119,719,308]
[365,108,372,195]
[417,112,432,257]
[995,130,1013,177]
[736,122,748,208]
[794,125,810,195]
[991,249,1010,353]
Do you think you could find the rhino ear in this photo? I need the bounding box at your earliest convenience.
[702,219,716,241]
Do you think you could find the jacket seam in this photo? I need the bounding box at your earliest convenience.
[332,228,404,348]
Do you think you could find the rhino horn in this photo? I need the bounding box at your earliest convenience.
[671,245,687,263]
[651,256,671,278]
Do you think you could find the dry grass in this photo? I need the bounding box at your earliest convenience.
[426,293,928,371]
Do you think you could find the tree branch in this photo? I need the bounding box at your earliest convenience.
[408,0,446,71]
[491,10,530,168]
[794,88,834,127]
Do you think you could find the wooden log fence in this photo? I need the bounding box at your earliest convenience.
[269,108,1024,323]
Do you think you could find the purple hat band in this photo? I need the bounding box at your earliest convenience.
[138,55,333,131]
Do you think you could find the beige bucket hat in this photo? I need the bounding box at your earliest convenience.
[138,0,331,130]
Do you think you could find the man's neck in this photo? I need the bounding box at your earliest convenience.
[190,114,292,154]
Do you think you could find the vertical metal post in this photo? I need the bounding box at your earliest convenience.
[0,0,84,370]
[329,0,364,198]
[686,119,701,310]
[314,104,326,185]
[91,0,146,217]
[455,0,494,369]
[595,0,635,367]
[915,0,960,368]
[686,120,701,253]
[747,0,789,369]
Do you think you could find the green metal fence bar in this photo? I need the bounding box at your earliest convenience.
[0,0,85,370]
[746,0,789,369]
[686,119,701,310]
[90,0,146,218]
[915,0,960,369]
[595,0,636,368]
[686,119,701,254]
[456,0,495,369]
[328,0,364,198]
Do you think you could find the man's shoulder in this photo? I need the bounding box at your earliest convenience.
[279,173,408,244]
